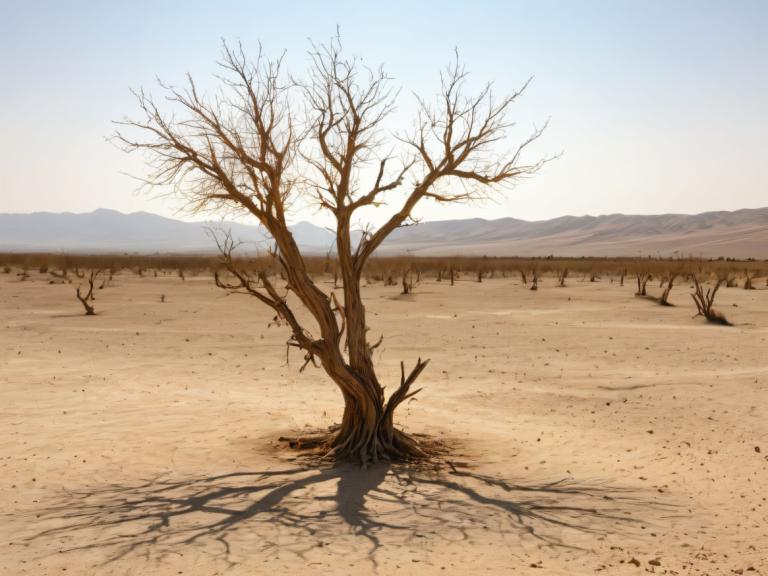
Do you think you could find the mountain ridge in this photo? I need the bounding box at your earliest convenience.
[0,207,766,258]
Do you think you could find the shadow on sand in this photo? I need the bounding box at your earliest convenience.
[27,462,671,569]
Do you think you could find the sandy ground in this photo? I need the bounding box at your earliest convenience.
[1,270,767,575]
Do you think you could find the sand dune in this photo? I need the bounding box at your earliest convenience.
[380,208,768,258]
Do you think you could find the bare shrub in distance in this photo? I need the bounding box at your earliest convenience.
[691,274,730,325]
[76,270,101,316]
[635,271,651,296]
[659,272,678,306]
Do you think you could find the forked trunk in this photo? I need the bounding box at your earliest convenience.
[325,361,428,464]
[635,273,650,296]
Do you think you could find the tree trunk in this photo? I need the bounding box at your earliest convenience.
[324,361,426,464]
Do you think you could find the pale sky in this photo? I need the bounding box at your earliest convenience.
[1,0,766,227]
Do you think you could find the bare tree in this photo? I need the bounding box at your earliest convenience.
[530,266,539,291]
[401,269,413,295]
[743,269,755,290]
[691,275,730,325]
[76,270,101,316]
[116,39,548,464]
[659,272,678,306]
[557,267,568,287]
[635,272,651,296]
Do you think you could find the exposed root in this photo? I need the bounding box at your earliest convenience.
[278,426,450,467]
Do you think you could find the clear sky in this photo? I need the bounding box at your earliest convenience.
[1,0,766,226]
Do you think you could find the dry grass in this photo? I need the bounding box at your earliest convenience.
[2,253,764,288]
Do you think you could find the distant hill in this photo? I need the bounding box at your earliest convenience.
[0,209,331,254]
[380,208,768,258]
[0,207,766,258]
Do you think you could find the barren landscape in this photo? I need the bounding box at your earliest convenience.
[2,268,766,575]
[4,4,768,574]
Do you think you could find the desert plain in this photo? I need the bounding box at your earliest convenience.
[1,270,766,575]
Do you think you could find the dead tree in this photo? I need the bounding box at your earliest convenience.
[117,39,548,464]
[557,267,568,287]
[743,270,755,290]
[76,270,101,316]
[659,273,677,306]
[691,275,730,325]
[530,267,539,291]
[401,270,412,295]
[519,269,527,285]
[635,272,651,296]
[49,269,71,284]
[619,269,626,287]
[449,266,455,286]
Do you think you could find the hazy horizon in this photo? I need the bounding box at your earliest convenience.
[2,1,767,228]
[1,204,767,224]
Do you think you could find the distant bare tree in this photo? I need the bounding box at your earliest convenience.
[530,266,539,291]
[635,272,651,296]
[743,270,755,290]
[76,270,101,316]
[659,272,678,306]
[117,38,549,464]
[401,270,413,295]
[691,275,730,325]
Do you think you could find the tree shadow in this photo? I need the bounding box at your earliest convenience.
[24,462,672,571]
